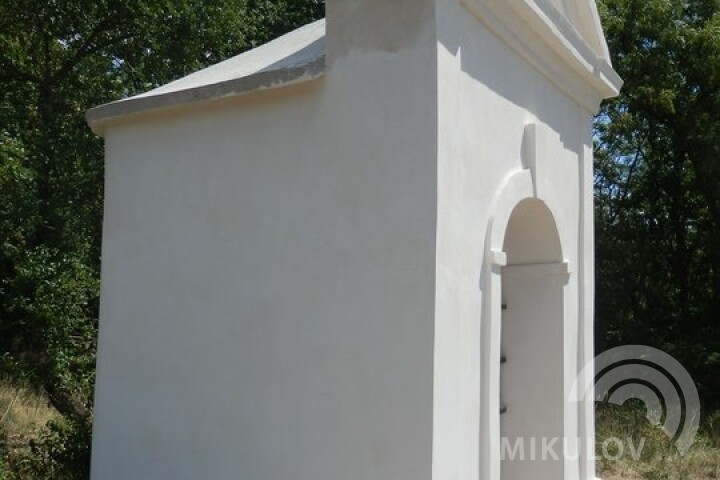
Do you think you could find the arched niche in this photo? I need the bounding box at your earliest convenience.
[502,198,563,265]
[479,170,572,480]
[499,198,567,480]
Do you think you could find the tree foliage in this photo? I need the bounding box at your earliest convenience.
[596,0,720,407]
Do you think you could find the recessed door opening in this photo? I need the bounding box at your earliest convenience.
[499,199,568,480]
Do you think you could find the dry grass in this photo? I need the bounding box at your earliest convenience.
[0,378,58,453]
[597,402,720,480]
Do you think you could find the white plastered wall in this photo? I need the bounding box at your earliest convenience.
[91,1,613,479]
[432,2,598,479]
[91,4,439,478]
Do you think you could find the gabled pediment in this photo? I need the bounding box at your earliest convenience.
[546,0,610,61]
[461,0,621,103]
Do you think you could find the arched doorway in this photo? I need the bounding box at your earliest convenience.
[499,198,568,479]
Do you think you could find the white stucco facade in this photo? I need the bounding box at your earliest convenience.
[87,2,620,479]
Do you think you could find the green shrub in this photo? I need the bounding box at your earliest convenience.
[10,418,90,480]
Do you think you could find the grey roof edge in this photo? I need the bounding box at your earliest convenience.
[86,54,325,135]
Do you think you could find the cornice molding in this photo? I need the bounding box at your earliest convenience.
[460,0,622,110]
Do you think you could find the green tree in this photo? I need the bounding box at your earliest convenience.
[0,1,323,477]
[595,0,720,406]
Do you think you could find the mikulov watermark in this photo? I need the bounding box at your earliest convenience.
[499,345,700,462]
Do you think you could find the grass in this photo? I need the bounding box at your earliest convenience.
[596,402,720,480]
[0,378,58,462]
